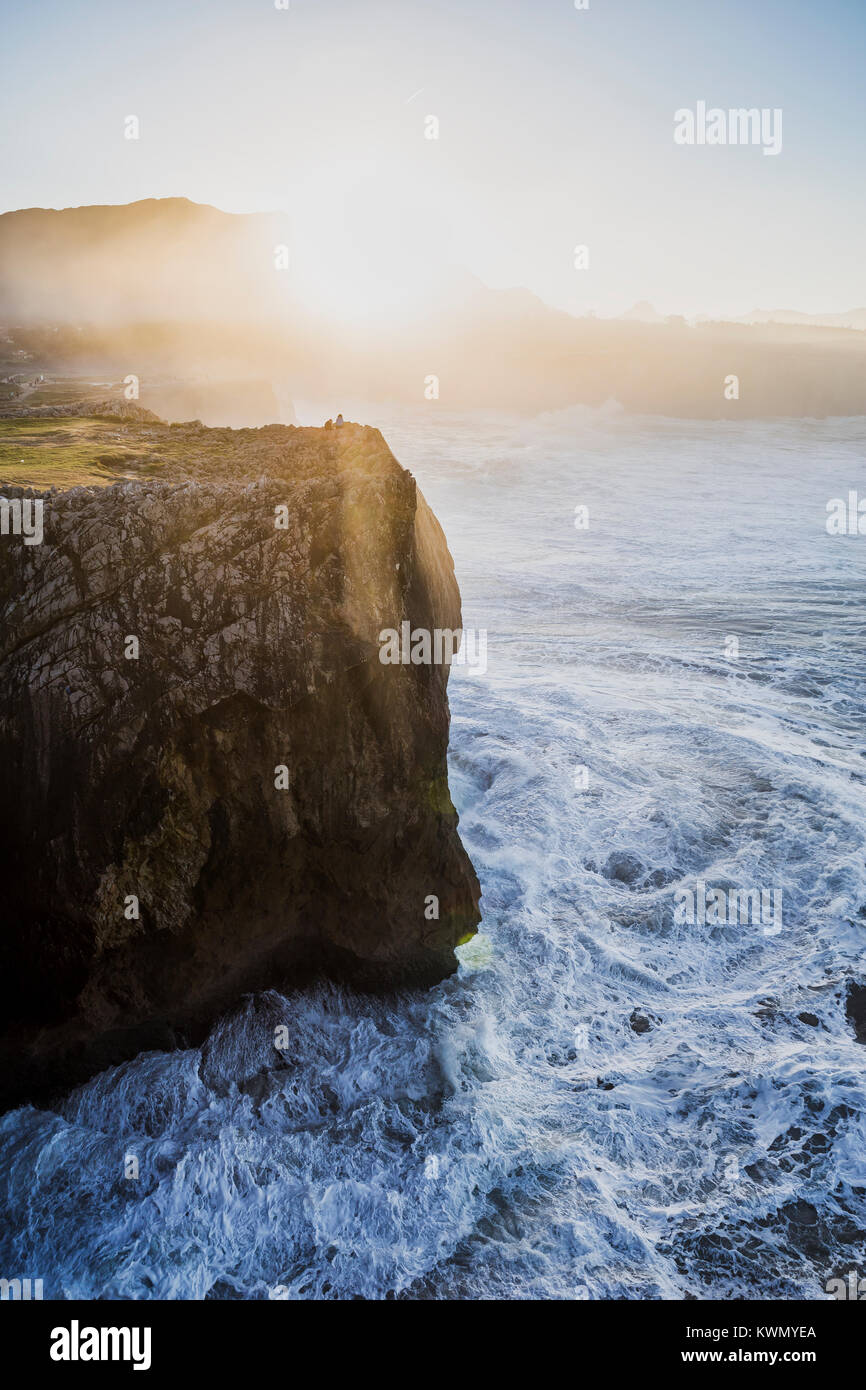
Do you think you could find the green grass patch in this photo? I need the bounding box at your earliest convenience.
[0,417,164,490]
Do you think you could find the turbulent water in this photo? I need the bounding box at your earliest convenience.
[2,406,865,1300]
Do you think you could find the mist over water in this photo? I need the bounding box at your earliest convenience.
[2,407,865,1300]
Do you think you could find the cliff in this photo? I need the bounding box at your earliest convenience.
[0,412,480,1109]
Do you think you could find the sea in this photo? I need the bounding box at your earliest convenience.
[1,404,864,1300]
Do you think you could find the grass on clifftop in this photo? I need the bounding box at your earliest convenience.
[0,417,169,490]
[0,412,391,493]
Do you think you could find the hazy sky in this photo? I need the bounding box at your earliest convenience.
[2,0,865,319]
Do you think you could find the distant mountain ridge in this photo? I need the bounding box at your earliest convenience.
[0,197,291,324]
[2,198,866,419]
[735,307,866,332]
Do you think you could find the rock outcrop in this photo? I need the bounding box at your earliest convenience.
[0,416,480,1108]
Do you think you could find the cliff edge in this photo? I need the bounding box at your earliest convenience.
[0,414,480,1108]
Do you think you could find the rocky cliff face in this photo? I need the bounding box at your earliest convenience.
[0,414,480,1108]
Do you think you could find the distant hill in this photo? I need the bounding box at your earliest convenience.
[2,198,866,419]
[736,307,866,332]
[620,301,666,324]
[0,198,291,324]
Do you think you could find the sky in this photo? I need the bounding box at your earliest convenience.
[2,0,865,320]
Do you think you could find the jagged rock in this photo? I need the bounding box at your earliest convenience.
[629,1009,657,1034]
[845,981,866,1044]
[0,418,480,1108]
[0,398,162,422]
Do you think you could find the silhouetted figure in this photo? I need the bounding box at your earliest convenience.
[324,418,333,430]
[335,413,344,428]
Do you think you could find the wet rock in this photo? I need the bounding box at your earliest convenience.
[597,851,678,892]
[629,1008,660,1034]
[845,981,866,1043]
[198,991,290,1095]
[600,851,644,887]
